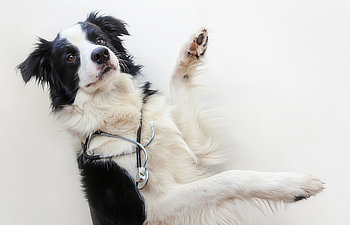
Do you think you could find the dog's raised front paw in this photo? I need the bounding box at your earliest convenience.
[174,29,209,79]
[187,29,208,59]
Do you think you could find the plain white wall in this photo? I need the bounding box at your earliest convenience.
[1,0,348,224]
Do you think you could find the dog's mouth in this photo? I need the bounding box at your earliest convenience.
[99,66,113,77]
[86,64,117,87]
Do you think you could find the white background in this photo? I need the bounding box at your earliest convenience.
[0,0,349,224]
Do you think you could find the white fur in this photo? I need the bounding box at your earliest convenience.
[60,24,119,93]
[56,27,324,225]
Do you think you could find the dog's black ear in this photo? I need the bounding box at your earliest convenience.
[86,12,129,54]
[18,38,52,84]
[86,12,129,37]
[86,12,142,75]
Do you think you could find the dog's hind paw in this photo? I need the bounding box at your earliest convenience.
[272,173,325,203]
[292,175,325,202]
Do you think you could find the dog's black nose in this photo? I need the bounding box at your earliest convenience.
[91,47,110,64]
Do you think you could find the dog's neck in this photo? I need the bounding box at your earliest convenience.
[56,72,144,140]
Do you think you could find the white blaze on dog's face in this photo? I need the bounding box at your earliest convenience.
[18,13,141,111]
[59,24,119,93]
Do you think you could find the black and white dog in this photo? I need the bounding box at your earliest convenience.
[19,13,324,225]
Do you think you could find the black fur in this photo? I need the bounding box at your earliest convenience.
[141,82,158,103]
[78,155,146,225]
[84,12,142,75]
[18,38,52,83]
[18,37,81,111]
[18,12,142,111]
[294,195,309,202]
[19,13,150,224]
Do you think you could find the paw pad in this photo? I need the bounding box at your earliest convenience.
[294,195,309,202]
[187,29,208,59]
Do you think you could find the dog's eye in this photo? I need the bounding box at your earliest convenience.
[96,38,106,45]
[66,53,77,63]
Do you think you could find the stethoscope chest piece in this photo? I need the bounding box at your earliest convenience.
[136,167,149,190]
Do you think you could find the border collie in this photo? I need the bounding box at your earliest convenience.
[18,13,324,225]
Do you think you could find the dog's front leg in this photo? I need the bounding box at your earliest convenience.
[154,170,324,221]
[168,30,225,167]
[170,29,208,103]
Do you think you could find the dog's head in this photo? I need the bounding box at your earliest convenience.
[18,12,141,111]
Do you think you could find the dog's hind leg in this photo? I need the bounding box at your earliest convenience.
[148,170,324,224]
[170,30,225,167]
